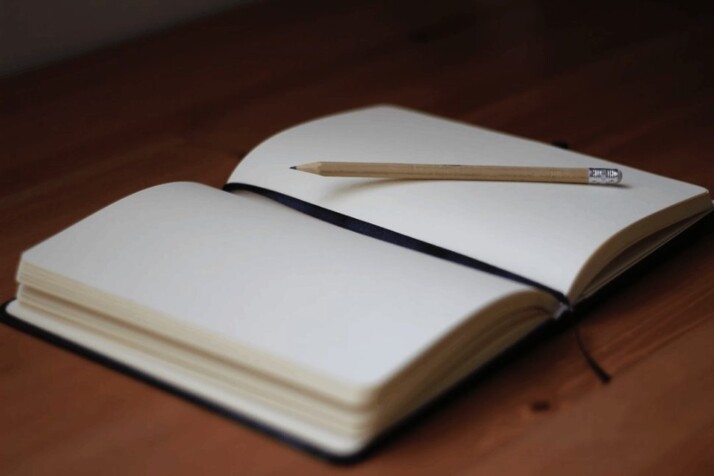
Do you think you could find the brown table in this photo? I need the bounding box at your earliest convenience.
[2,1,713,474]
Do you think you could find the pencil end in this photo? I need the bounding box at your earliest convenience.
[588,168,623,185]
[290,166,297,170]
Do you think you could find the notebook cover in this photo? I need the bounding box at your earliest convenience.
[2,212,709,462]
[0,299,559,463]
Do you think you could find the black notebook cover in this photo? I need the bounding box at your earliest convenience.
[0,299,561,464]
[2,207,710,463]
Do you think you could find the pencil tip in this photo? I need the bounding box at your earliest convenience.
[289,166,297,170]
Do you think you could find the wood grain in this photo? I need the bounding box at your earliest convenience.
[1,0,713,474]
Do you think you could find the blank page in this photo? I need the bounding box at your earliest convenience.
[228,106,710,299]
[20,183,536,394]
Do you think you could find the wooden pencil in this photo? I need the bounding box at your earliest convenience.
[290,162,623,185]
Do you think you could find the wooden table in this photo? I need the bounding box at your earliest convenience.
[2,0,713,474]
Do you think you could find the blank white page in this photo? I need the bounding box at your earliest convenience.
[228,106,710,299]
[20,183,537,394]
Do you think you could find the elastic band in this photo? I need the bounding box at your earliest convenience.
[223,182,570,307]
[574,325,611,384]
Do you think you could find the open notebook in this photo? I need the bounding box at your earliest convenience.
[6,106,712,459]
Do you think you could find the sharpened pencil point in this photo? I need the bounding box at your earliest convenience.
[290,166,297,170]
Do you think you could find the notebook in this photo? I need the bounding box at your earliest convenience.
[5,105,712,459]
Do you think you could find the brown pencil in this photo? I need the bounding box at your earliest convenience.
[290,162,623,185]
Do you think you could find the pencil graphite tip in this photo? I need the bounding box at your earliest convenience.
[290,166,297,170]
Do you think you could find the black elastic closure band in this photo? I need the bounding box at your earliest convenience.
[574,325,611,384]
[223,182,570,307]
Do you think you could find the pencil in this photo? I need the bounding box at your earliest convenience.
[290,162,623,185]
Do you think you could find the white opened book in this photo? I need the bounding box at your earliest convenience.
[5,106,712,458]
